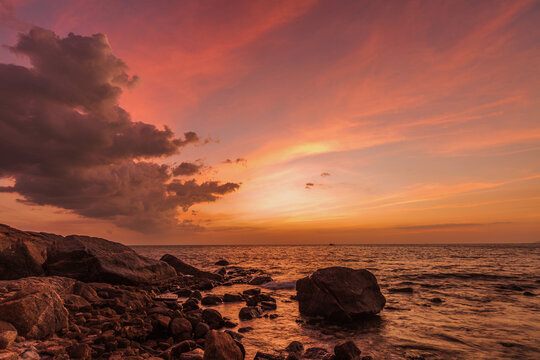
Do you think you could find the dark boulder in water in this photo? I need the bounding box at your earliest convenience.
[296,267,386,322]
[388,287,414,293]
[239,306,263,320]
[334,340,361,360]
[249,275,273,285]
[161,254,223,282]
[215,259,230,266]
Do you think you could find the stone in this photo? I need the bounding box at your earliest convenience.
[202,309,224,329]
[334,341,361,360]
[203,330,243,360]
[201,295,222,306]
[0,321,17,349]
[170,317,192,340]
[285,341,304,354]
[238,327,253,333]
[215,260,229,266]
[249,276,273,285]
[296,267,386,322]
[0,279,69,339]
[242,288,260,296]
[254,352,284,360]
[161,254,222,281]
[223,294,243,303]
[239,306,263,320]
[194,322,209,339]
[303,347,330,359]
[180,348,205,360]
[0,350,18,360]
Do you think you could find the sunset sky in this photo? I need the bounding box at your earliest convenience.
[0,0,539,244]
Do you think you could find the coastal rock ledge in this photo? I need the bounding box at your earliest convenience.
[296,267,386,322]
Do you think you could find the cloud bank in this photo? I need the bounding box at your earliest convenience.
[0,27,239,232]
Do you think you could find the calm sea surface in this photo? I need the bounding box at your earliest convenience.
[133,244,540,360]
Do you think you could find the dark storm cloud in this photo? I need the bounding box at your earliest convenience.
[172,162,204,176]
[305,182,314,189]
[320,172,330,177]
[0,27,239,232]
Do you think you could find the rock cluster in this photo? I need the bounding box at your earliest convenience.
[0,224,386,359]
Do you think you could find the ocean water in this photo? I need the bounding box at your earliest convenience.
[133,244,540,359]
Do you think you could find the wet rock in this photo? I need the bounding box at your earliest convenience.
[269,314,279,319]
[191,291,202,300]
[249,276,273,285]
[0,321,16,349]
[201,295,222,306]
[254,352,284,360]
[296,267,386,322]
[246,296,258,306]
[161,254,222,282]
[194,322,209,339]
[223,294,243,303]
[178,289,193,297]
[304,347,331,359]
[183,298,200,311]
[170,317,193,340]
[215,260,229,266]
[203,330,243,360]
[237,327,253,333]
[180,348,205,360]
[0,278,69,339]
[242,288,260,296]
[261,301,277,310]
[334,340,361,360]
[523,291,535,296]
[67,343,92,359]
[224,330,243,341]
[202,309,224,329]
[238,306,263,320]
[286,341,304,354]
[430,297,443,303]
[224,320,237,328]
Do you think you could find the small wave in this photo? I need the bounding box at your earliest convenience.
[261,280,297,290]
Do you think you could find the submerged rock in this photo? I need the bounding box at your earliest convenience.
[296,267,386,322]
[238,306,263,320]
[161,254,223,282]
[215,259,230,266]
[334,340,361,360]
[204,330,243,360]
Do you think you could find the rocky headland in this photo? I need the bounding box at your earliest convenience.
[0,224,385,360]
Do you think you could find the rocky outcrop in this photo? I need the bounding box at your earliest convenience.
[161,254,223,281]
[0,224,177,285]
[204,330,244,360]
[0,224,53,279]
[45,235,177,285]
[334,341,361,360]
[296,267,385,322]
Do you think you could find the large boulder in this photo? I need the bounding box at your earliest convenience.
[0,321,17,349]
[0,224,177,285]
[296,267,385,322]
[0,277,70,339]
[204,330,244,360]
[44,235,177,285]
[0,224,53,279]
[161,254,222,281]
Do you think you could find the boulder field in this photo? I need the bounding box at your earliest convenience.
[0,224,386,359]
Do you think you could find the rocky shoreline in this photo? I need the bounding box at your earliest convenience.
[0,224,385,360]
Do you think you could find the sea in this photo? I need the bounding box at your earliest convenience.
[133,244,540,360]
